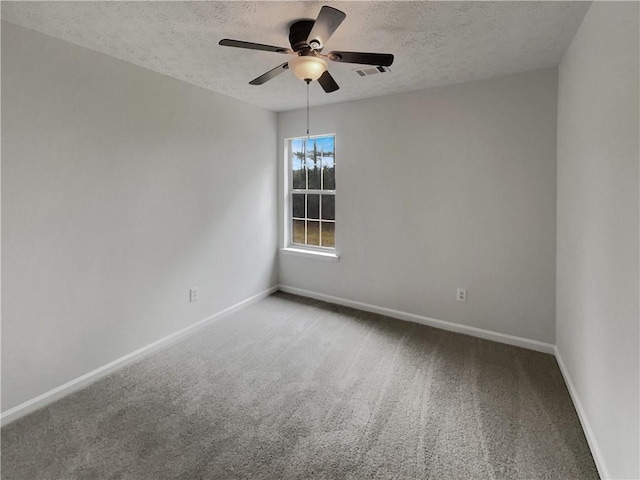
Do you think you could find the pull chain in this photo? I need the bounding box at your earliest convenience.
[306,79,310,138]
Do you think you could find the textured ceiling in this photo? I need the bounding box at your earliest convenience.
[2,1,591,112]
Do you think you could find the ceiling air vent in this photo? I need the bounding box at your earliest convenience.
[355,66,391,77]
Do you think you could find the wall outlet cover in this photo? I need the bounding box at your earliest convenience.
[457,288,467,302]
[189,287,199,303]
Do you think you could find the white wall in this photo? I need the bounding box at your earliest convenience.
[556,2,639,479]
[278,68,558,344]
[1,22,278,411]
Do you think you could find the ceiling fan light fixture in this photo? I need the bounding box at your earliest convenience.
[289,55,328,81]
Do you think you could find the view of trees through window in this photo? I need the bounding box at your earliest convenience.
[290,135,335,248]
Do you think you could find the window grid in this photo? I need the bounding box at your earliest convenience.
[288,135,335,250]
[291,194,336,247]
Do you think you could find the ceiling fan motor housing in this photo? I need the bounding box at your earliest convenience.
[289,20,315,52]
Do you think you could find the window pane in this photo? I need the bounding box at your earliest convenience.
[321,222,335,248]
[307,221,320,246]
[321,195,335,220]
[316,136,334,156]
[292,140,306,189]
[322,138,335,190]
[323,163,335,190]
[306,138,321,189]
[308,161,321,189]
[307,194,319,219]
[292,220,305,244]
[292,194,305,218]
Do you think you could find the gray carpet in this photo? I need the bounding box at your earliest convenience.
[2,292,598,479]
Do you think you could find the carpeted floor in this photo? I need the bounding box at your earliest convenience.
[2,292,598,479]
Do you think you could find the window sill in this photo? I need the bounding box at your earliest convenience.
[280,247,339,262]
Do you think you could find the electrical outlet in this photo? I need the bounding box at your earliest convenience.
[457,288,467,302]
[190,287,199,303]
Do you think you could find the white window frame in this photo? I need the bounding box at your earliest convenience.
[282,134,338,261]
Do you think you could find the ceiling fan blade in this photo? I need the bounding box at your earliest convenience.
[219,39,292,54]
[317,71,339,93]
[328,51,394,67]
[307,6,346,50]
[249,63,289,85]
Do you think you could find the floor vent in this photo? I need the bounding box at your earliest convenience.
[355,66,391,77]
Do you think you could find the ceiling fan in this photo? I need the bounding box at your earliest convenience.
[219,5,394,93]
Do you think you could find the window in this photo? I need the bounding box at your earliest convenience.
[288,135,335,250]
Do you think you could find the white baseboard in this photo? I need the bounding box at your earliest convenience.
[554,347,609,480]
[278,285,555,354]
[1,285,279,427]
